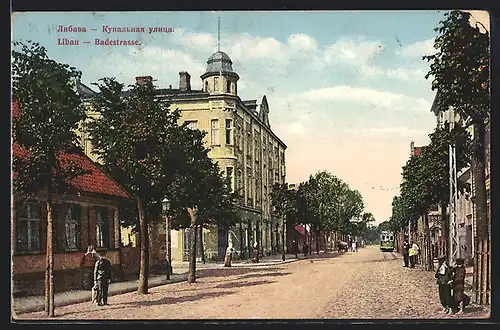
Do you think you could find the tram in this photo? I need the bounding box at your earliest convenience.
[379,230,395,252]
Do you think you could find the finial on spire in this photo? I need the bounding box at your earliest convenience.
[217,16,221,52]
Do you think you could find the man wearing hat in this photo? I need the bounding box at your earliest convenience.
[94,249,112,306]
[451,258,470,314]
[435,255,456,314]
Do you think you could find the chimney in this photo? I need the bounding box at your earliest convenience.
[410,141,414,156]
[136,76,153,85]
[179,72,191,91]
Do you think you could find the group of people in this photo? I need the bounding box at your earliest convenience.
[402,238,470,315]
[402,239,420,268]
[436,255,470,315]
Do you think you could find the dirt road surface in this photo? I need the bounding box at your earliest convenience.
[15,245,489,320]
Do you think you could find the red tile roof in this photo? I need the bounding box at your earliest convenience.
[413,147,422,157]
[11,102,130,199]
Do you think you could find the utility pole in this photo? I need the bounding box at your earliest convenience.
[448,109,460,264]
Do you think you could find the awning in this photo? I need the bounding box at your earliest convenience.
[295,225,307,236]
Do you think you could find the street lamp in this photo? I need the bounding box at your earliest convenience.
[162,198,172,280]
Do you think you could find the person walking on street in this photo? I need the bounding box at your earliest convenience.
[351,240,357,252]
[435,255,456,314]
[94,249,112,306]
[403,239,410,267]
[252,242,259,263]
[451,258,470,314]
[224,245,233,267]
[408,242,416,268]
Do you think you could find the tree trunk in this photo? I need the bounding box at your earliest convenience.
[239,222,244,259]
[281,217,286,261]
[295,232,299,258]
[187,207,198,283]
[166,216,172,276]
[137,196,149,294]
[255,219,261,257]
[423,212,433,271]
[440,202,448,258]
[45,198,55,317]
[315,227,320,255]
[472,119,489,304]
[247,220,252,260]
[198,225,205,264]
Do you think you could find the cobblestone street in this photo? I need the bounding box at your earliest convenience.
[14,246,490,320]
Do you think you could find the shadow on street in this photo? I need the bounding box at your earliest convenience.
[237,271,291,280]
[214,280,275,289]
[197,266,283,279]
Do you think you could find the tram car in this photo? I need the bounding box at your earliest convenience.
[379,230,395,252]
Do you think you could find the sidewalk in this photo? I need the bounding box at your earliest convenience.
[13,253,307,315]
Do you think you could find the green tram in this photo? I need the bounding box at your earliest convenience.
[380,230,395,252]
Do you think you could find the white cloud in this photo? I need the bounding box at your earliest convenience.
[290,85,431,113]
[86,46,206,89]
[287,33,318,52]
[228,33,286,60]
[386,67,427,81]
[396,38,436,57]
[324,37,385,65]
[173,28,215,50]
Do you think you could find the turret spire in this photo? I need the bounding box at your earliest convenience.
[217,16,221,52]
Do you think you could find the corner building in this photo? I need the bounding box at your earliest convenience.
[144,51,287,261]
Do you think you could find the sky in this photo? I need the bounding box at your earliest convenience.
[12,10,460,225]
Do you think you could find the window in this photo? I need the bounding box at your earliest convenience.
[226,80,231,93]
[214,77,219,92]
[211,119,219,145]
[185,120,198,130]
[234,83,237,95]
[17,202,41,252]
[226,167,234,192]
[225,119,232,145]
[95,207,109,248]
[65,204,81,251]
[205,81,208,92]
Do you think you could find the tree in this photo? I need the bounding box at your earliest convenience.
[423,10,490,303]
[12,41,88,316]
[87,77,180,294]
[271,182,299,260]
[420,123,472,257]
[299,171,364,252]
[354,212,376,238]
[377,221,392,233]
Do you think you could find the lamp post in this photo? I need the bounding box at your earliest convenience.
[162,198,172,280]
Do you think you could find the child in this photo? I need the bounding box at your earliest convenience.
[435,255,456,314]
[451,258,470,314]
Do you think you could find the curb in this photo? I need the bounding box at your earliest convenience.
[13,275,188,315]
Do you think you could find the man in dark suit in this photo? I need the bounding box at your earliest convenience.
[403,239,410,267]
[94,249,112,306]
